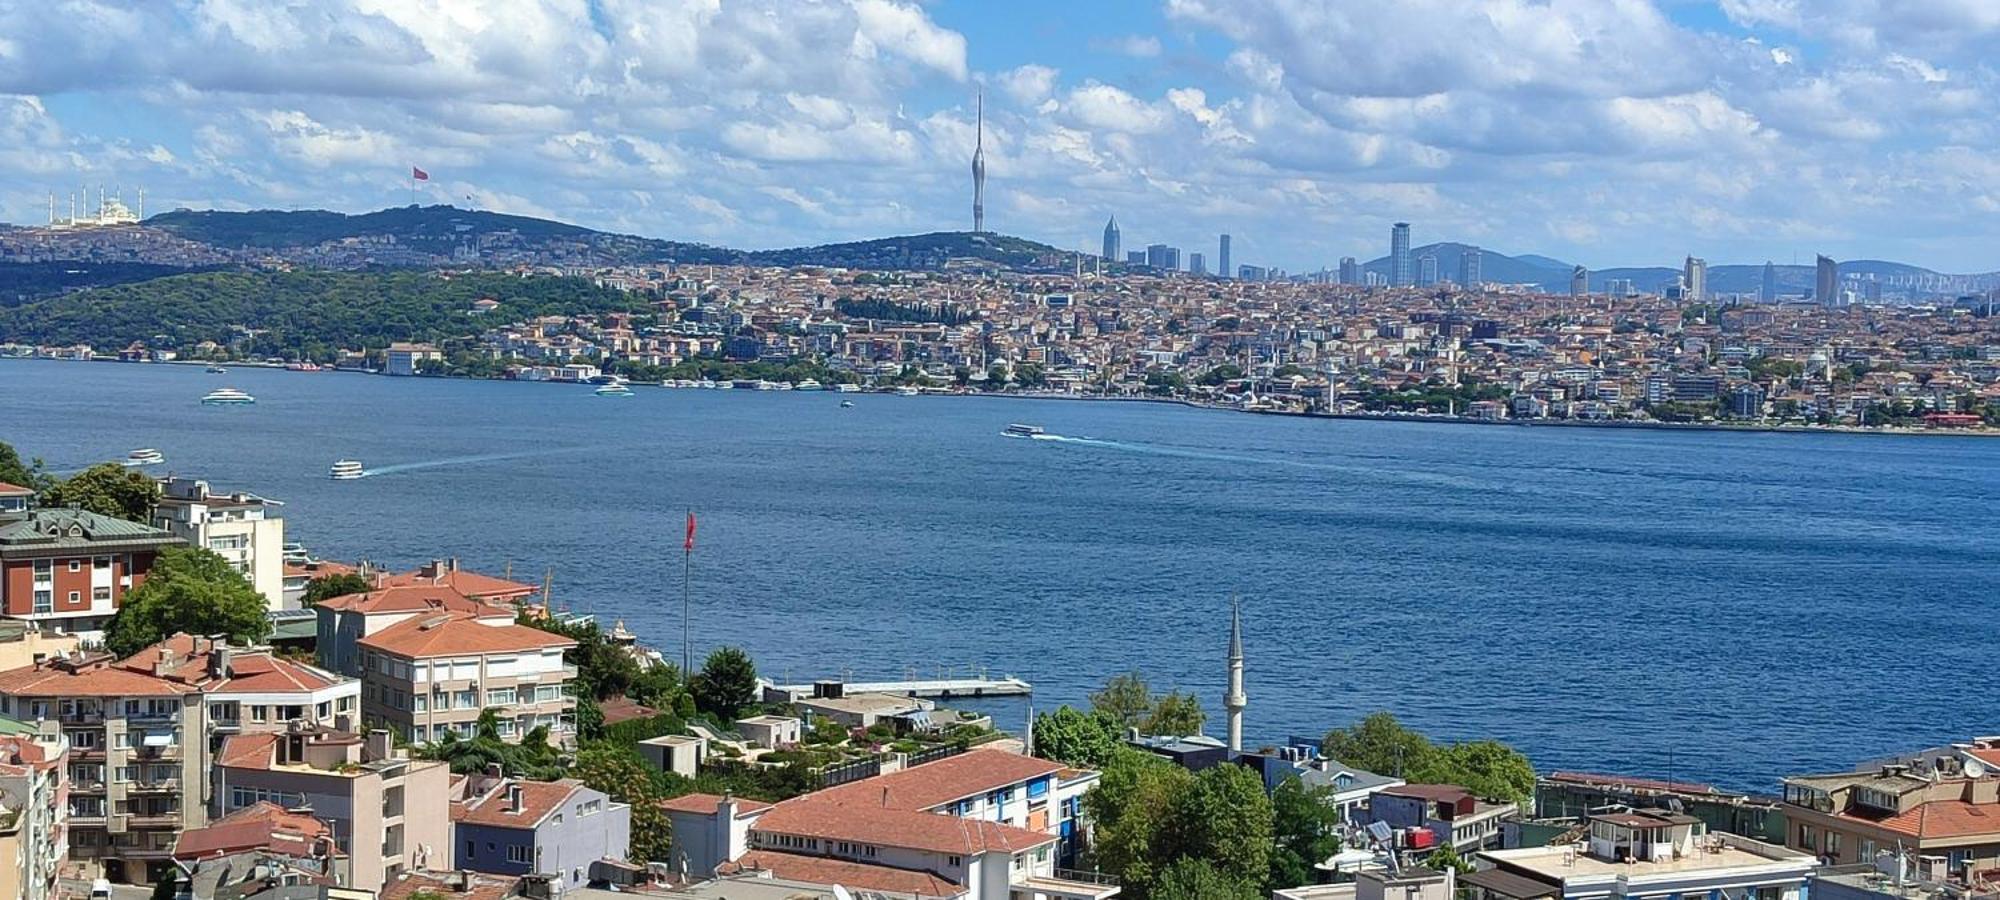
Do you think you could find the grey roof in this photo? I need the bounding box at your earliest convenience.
[1300,761,1404,793]
[1463,868,1560,899]
[0,508,182,554]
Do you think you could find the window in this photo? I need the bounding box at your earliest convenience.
[94,556,111,569]
[465,840,475,858]
[32,559,51,578]
[413,695,427,712]
[33,590,51,614]
[486,688,517,706]
[1826,832,1842,856]
[507,844,533,864]
[68,559,81,572]
[115,765,135,783]
[580,799,602,816]
[93,586,111,602]
[68,591,81,605]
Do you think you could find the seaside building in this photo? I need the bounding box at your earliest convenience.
[0,728,68,900]
[0,482,31,513]
[214,724,451,892]
[152,475,287,609]
[313,581,512,678]
[385,342,443,376]
[451,772,631,892]
[1372,783,1518,853]
[1470,809,1816,900]
[1537,771,1784,843]
[355,610,578,745]
[1779,740,2000,878]
[0,507,180,640]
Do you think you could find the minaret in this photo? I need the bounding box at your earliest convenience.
[1225,596,1246,754]
[971,90,986,234]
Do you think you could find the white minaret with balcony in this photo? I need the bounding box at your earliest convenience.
[1226,597,1246,754]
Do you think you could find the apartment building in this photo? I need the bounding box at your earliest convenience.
[0,507,181,639]
[1538,770,1784,843]
[171,802,348,896]
[152,476,286,609]
[1471,809,1815,900]
[1781,741,2000,880]
[214,724,451,893]
[0,652,206,884]
[119,634,359,749]
[452,774,631,892]
[673,748,1116,900]
[1372,783,1519,853]
[356,611,577,745]
[0,728,68,900]
[314,583,511,678]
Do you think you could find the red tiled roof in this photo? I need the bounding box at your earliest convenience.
[454,779,586,829]
[812,748,1062,812]
[173,802,338,860]
[314,583,496,616]
[380,568,539,600]
[217,733,281,768]
[358,611,574,658]
[0,481,31,494]
[121,634,343,694]
[660,792,773,816]
[0,658,196,698]
[284,559,357,579]
[1838,799,2000,840]
[727,850,966,898]
[599,695,659,726]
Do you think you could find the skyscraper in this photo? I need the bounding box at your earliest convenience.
[1390,222,1412,287]
[1459,245,1482,289]
[1101,217,1120,262]
[1417,254,1438,287]
[970,91,985,234]
[1126,251,1144,265]
[1761,261,1777,303]
[1218,234,1232,280]
[1817,255,1839,306]
[1145,243,1179,270]
[1189,252,1206,276]
[1338,257,1359,285]
[1683,256,1707,303]
[1571,265,1589,298]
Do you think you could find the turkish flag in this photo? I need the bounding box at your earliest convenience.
[684,511,697,552]
[411,166,429,181]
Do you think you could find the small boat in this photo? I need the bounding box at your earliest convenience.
[594,383,635,397]
[200,387,256,405]
[795,379,823,391]
[329,460,365,480]
[1004,423,1045,437]
[124,448,165,467]
[285,361,322,372]
[834,383,861,393]
[205,365,227,374]
[894,386,920,396]
[840,400,855,408]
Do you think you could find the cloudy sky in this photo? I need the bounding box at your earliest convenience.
[3,0,1998,272]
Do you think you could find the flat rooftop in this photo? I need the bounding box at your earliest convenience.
[1484,842,1812,881]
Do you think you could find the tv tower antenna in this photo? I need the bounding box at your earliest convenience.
[970,89,986,234]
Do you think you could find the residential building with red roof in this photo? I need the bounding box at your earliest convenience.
[449,772,631,892]
[1781,739,2000,881]
[0,649,205,884]
[0,506,182,641]
[313,581,512,677]
[171,800,346,897]
[0,728,69,900]
[0,481,32,513]
[120,633,359,739]
[664,748,1116,900]
[356,610,578,746]
[213,724,451,893]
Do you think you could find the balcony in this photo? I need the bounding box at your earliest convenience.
[1014,869,1122,900]
[127,811,182,828]
[127,780,180,794]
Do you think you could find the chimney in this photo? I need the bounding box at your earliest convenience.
[153,648,177,677]
[508,783,524,813]
[486,762,504,779]
[365,728,391,761]
[210,643,233,679]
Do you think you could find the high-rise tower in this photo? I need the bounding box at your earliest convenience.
[971,91,986,234]
[1102,217,1120,262]
[1218,234,1232,281]
[1817,255,1839,306]
[1761,261,1778,303]
[1390,222,1412,287]
[1684,256,1707,303]
[1225,597,1245,754]
[1460,245,1482,289]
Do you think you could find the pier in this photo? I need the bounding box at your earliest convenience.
[771,676,1033,700]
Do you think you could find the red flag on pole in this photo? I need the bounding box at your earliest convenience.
[684,511,697,551]
[411,166,429,181]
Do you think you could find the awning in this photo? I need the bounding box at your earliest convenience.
[143,733,173,747]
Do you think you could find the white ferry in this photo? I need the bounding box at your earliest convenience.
[329,460,365,480]
[200,387,256,405]
[594,383,635,398]
[795,379,823,391]
[1003,423,1045,437]
[124,448,165,467]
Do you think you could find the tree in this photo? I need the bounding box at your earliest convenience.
[1270,777,1343,889]
[1089,672,1155,730]
[1424,844,1473,877]
[1032,706,1122,768]
[691,647,757,721]
[0,440,47,491]
[1145,691,1206,737]
[41,462,161,522]
[1165,762,1272,890]
[573,743,673,862]
[1320,712,1438,779]
[1443,740,1537,807]
[1320,712,1537,807]
[301,572,372,606]
[1152,857,1261,900]
[1085,748,1196,896]
[104,546,269,657]
[150,869,182,900]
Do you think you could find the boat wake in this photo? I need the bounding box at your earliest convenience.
[355,446,591,478]
[1022,431,1531,494]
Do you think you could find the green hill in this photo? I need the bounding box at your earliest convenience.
[744,231,1072,270]
[0,270,647,358]
[147,205,600,248]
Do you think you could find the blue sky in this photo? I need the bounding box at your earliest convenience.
[2,0,1999,273]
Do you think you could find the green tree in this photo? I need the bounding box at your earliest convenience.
[573,743,673,862]
[1165,762,1273,890]
[691,647,757,721]
[1089,672,1155,730]
[1152,857,1261,900]
[150,869,181,900]
[1443,740,1537,807]
[104,546,269,657]
[1424,843,1473,877]
[301,572,372,606]
[0,440,48,491]
[1270,777,1343,889]
[1320,712,1438,778]
[1144,691,1206,737]
[1085,749,1196,896]
[1320,712,1536,807]
[41,462,161,522]
[1031,706,1121,768]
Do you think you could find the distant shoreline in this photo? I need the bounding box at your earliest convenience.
[15,355,1998,439]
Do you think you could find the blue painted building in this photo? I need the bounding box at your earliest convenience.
[453,776,631,892]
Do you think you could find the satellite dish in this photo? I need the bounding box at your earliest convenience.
[1965,757,1987,779]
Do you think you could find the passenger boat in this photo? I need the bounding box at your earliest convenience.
[795,379,823,391]
[205,365,227,374]
[894,386,920,396]
[594,383,635,397]
[200,387,256,405]
[124,448,165,467]
[329,460,365,480]
[840,400,855,408]
[1003,423,1045,437]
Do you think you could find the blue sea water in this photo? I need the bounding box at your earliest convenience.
[4,358,1997,791]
